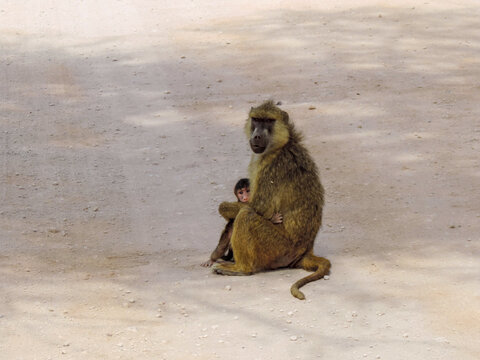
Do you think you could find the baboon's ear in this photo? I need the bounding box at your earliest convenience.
[281,110,289,123]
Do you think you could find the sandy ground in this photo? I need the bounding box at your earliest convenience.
[1,1,479,359]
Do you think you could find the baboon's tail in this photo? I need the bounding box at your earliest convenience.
[290,253,331,300]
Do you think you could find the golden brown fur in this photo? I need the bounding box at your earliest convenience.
[213,101,330,299]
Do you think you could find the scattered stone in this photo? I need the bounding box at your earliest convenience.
[324,275,330,280]
[308,106,316,110]
[224,285,231,291]
[290,336,298,341]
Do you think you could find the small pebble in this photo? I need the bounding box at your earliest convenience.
[290,336,298,341]
[224,285,231,291]
[324,275,330,280]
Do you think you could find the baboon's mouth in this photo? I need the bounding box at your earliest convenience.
[250,144,266,153]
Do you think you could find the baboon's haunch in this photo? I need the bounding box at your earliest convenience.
[213,101,330,300]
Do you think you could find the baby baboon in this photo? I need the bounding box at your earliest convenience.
[202,178,282,267]
[213,101,330,300]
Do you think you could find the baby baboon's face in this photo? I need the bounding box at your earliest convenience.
[236,187,250,203]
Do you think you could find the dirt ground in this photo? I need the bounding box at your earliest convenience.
[1,1,479,359]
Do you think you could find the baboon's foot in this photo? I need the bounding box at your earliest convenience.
[212,262,252,276]
[200,259,214,267]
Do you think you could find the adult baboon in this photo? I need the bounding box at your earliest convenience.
[213,101,330,300]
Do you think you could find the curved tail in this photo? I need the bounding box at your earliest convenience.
[290,253,331,300]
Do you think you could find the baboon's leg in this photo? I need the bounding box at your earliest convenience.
[213,206,298,275]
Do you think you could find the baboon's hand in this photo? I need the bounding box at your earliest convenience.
[271,212,283,224]
[201,259,214,267]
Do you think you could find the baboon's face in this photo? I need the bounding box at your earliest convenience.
[249,118,275,154]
